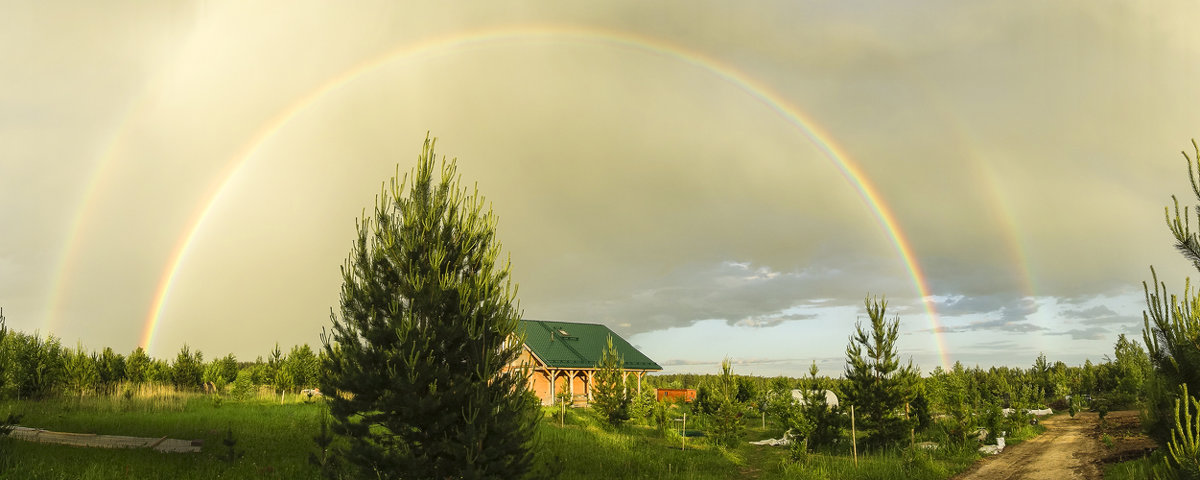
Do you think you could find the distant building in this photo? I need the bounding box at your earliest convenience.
[656,388,697,403]
[511,320,662,406]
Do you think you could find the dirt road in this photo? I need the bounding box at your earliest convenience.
[952,411,1154,480]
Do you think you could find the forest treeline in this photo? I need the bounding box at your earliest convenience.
[628,333,1152,453]
[655,334,1150,415]
[0,315,322,403]
[0,309,1151,412]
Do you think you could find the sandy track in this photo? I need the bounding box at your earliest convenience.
[952,411,1150,480]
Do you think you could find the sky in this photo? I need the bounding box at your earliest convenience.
[3,1,1200,377]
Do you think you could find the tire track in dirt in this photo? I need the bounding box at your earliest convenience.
[952,412,1108,480]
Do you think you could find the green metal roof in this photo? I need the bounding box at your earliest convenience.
[517,320,661,371]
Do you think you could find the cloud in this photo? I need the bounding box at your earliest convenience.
[1061,305,1140,327]
[922,295,1043,333]
[545,260,908,336]
[969,339,1019,351]
[1047,327,1110,341]
[966,319,1047,333]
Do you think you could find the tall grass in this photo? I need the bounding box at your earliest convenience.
[0,393,999,479]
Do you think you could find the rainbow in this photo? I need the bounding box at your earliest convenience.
[43,101,145,337]
[904,64,1040,302]
[136,25,952,368]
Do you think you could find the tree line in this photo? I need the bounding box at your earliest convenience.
[626,302,1151,457]
[0,315,322,403]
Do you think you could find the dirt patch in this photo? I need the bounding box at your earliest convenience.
[952,410,1156,480]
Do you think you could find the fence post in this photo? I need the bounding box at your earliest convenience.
[851,404,858,468]
[682,412,687,451]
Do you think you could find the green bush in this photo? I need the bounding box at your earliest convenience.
[230,370,255,401]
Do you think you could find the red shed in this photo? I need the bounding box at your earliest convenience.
[656,388,696,403]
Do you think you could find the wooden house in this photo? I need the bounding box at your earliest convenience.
[512,320,662,406]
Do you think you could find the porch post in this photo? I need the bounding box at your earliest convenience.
[585,371,594,401]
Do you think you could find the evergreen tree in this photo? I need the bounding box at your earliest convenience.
[215,354,239,385]
[171,344,203,389]
[96,347,125,395]
[125,347,150,384]
[203,361,228,394]
[736,376,758,404]
[940,362,974,445]
[0,308,7,396]
[802,361,841,449]
[63,342,98,399]
[320,135,538,479]
[693,382,719,416]
[592,334,631,427]
[147,359,172,384]
[911,384,932,434]
[1111,334,1151,407]
[1032,352,1054,401]
[842,295,916,449]
[283,345,319,391]
[1143,139,1200,443]
[267,343,287,402]
[708,357,745,448]
[5,332,64,399]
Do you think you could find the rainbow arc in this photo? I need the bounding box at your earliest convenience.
[75,25,949,369]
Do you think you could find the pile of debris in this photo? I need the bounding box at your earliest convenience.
[749,430,796,446]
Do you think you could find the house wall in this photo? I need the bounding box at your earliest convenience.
[529,371,551,404]
[506,344,656,406]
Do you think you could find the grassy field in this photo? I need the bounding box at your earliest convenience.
[0,390,1003,479]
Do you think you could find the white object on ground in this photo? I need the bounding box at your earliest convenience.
[1001,408,1053,417]
[978,437,1005,455]
[749,429,794,446]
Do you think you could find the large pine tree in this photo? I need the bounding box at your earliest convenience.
[320,135,538,479]
[1144,139,1200,444]
[842,296,916,450]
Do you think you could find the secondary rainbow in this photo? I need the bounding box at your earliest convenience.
[138,25,952,369]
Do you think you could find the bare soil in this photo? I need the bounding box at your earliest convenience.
[952,410,1157,480]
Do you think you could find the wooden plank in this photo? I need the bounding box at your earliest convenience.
[9,426,202,453]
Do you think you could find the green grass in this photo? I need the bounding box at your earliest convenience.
[0,393,326,479]
[1005,421,1048,447]
[539,406,986,480]
[0,393,1006,479]
[1104,454,1159,479]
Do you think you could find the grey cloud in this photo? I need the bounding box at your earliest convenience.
[960,316,1047,334]
[921,295,1041,334]
[970,340,1019,351]
[1061,305,1140,328]
[1062,305,1118,319]
[567,261,869,335]
[1047,327,1110,341]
